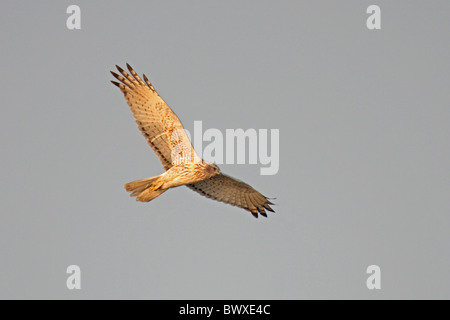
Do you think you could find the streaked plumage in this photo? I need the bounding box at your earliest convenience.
[111,64,275,218]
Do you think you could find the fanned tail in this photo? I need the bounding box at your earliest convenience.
[124,175,167,202]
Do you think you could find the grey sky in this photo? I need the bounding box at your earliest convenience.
[0,1,449,299]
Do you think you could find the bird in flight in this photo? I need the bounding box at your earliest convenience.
[110,64,275,218]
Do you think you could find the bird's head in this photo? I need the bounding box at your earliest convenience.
[203,161,221,176]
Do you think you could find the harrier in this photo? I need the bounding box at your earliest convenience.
[110,64,275,218]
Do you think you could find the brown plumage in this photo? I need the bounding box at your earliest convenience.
[111,64,275,218]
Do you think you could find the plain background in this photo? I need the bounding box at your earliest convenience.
[0,1,449,299]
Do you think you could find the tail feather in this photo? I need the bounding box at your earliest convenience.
[124,176,167,202]
[135,187,166,202]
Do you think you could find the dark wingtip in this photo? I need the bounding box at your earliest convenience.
[110,80,121,87]
[265,196,276,205]
[126,62,133,71]
[116,64,125,73]
[143,73,151,84]
[256,206,267,217]
[110,71,121,80]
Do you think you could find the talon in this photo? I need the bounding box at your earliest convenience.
[151,181,164,191]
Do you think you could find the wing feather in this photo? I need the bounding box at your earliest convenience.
[187,174,275,218]
[111,64,201,170]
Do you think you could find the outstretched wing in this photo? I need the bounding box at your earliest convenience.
[111,64,201,170]
[187,174,275,218]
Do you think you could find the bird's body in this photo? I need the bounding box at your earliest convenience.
[111,64,275,218]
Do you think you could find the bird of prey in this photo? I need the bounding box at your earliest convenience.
[110,64,275,218]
